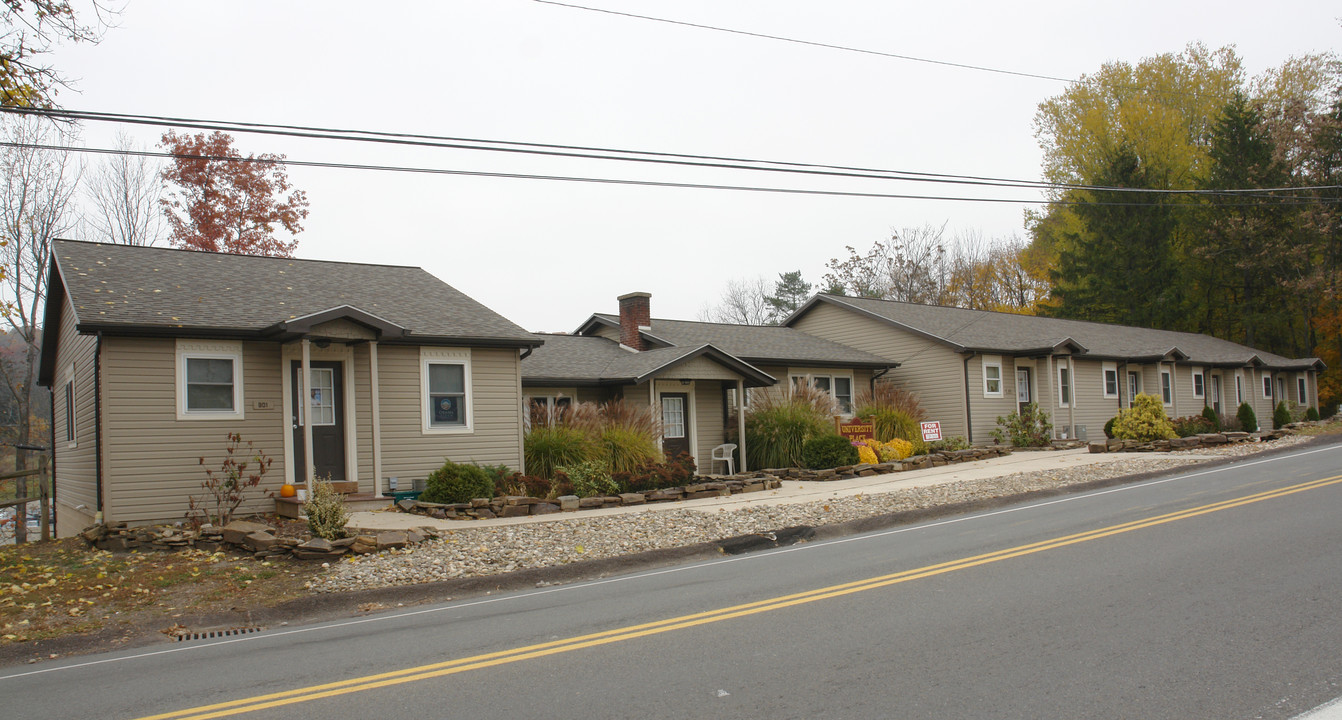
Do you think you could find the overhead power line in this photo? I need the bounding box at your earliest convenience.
[3,106,1333,199]
[4,141,1336,209]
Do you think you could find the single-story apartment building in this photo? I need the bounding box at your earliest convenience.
[37,240,541,536]
[786,294,1325,443]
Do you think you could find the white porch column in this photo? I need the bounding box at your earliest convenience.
[1045,354,1056,439]
[1066,356,1075,439]
[301,338,315,486]
[369,341,383,496]
[736,379,747,473]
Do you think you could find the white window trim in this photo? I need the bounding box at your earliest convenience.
[1160,368,1173,406]
[1235,374,1243,405]
[1297,376,1307,405]
[789,370,856,413]
[1127,371,1142,406]
[63,363,76,447]
[1102,362,1118,399]
[1192,369,1205,399]
[1262,375,1273,400]
[982,355,1004,398]
[1057,365,1072,408]
[421,347,473,434]
[176,340,245,421]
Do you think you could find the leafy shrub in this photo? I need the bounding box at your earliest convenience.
[801,434,860,469]
[1111,394,1177,441]
[744,386,835,468]
[855,443,878,464]
[1237,402,1258,432]
[304,476,350,540]
[853,384,924,443]
[421,460,495,504]
[1201,405,1221,431]
[1273,401,1292,429]
[877,438,915,461]
[615,452,697,493]
[187,433,273,527]
[524,425,596,480]
[1171,415,1216,437]
[1103,416,1117,439]
[991,403,1054,447]
[1306,405,1320,421]
[557,460,618,498]
[926,436,969,452]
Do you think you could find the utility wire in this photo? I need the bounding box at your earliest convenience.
[5,141,1336,208]
[4,106,1333,198]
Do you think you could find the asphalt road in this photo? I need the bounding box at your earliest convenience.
[4,442,1341,719]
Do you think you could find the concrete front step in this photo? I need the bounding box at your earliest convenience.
[275,492,392,519]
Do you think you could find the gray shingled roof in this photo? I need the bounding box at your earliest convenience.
[797,295,1323,370]
[49,239,536,345]
[522,334,774,386]
[585,314,892,367]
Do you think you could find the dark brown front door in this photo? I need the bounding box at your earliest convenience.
[660,392,690,461]
[292,361,347,483]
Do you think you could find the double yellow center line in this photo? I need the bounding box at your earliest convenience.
[141,473,1342,720]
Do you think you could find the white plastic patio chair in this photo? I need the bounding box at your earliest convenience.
[711,443,737,476]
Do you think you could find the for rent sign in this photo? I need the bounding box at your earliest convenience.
[920,421,943,442]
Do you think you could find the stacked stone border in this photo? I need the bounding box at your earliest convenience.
[1087,429,1289,453]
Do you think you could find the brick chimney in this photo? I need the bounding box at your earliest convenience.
[617,292,651,351]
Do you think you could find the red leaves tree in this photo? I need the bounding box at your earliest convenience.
[159,131,308,257]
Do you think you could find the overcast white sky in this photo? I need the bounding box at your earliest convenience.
[48,0,1341,332]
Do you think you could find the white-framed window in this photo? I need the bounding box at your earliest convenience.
[63,364,75,445]
[1102,362,1118,399]
[1235,375,1243,405]
[524,394,572,430]
[1262,375,1273,400]
[176,340,245,420]
[1058,365,1072,408]
[421,347,472,433]
[1161,369,1173,405]
[1297,376,1307,404]
[1127,371,1141,405]
[983,356,1003,398]
[1192,369,1205,399]
[791,372,854,413]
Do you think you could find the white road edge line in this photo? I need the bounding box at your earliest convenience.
[2,442,1337,682]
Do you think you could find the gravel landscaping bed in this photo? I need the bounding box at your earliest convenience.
[310,437,1315,594]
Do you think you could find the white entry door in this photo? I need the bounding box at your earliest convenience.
[1016,369,1031,411]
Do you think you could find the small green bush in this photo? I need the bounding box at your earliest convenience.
[1306,405,1320,421]
[614,452,697,493]
[926,435,970,452]
[991,403,1054,447]
[1201,405,1221,431]
[1237,402,1258,433]
[801,434,860,469]
[1272,401,1292,429]
[557,459,619,497]
[421,460,495,504]
[524,425,595,480]
[1103,416,1117,439]
[304,476,350,540]
[1111,394,1177,441]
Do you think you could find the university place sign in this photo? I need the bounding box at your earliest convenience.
[835,418,875,441]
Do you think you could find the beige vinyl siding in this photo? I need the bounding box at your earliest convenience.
[792,302,968,439]
[693,380,726,472]
[352,343,375,490]
[376,345,523,483]
[1066,358,1118,441]
[52,294,100,537]
[967,355,1018,443]
[662,355,746,381]
[100,338,286,526]
[1175,365,1207,417]
[589,324,621,343]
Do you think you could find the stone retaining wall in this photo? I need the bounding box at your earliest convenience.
[1086,430,1283,453]
[79,520,438,562]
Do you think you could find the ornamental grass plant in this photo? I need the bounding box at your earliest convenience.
[744,384,837,469]
[525,400,662,479]
[853,383,925,443]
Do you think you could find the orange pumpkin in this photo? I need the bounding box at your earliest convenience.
[279,483,297,498]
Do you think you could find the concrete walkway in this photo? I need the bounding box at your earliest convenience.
[346,448,1214,534]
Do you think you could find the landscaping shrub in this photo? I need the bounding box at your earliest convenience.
[1237,402,1259,433]
[187,433,273,527]
[304,476,350,540]
[854,442,878,465]
[744,386,835,468]
[1201,405,1221,431]
[1306,406,1320,421]
[524,424,596,480]
[1111,394,1177,441]
[615,452,697,493]
[801,433,860,469]
[597,425,662,475]
[1171,415,1216,438]
[556,460,618,498]
[561,400,662,474]
[991,402,1054,447]
[1103,416,1117,439]
[421,460,495,504]
[926,436,969,452]
[880,438,916,460]
[853,384,924,443]
[1273,401,1292,429]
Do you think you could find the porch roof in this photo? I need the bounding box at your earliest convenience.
[522,334,775,387]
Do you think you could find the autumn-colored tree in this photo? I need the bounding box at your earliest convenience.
[159,131,308,257]
[0,1,115,107]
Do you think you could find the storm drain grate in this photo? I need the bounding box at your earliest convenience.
[174,626,265,642]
